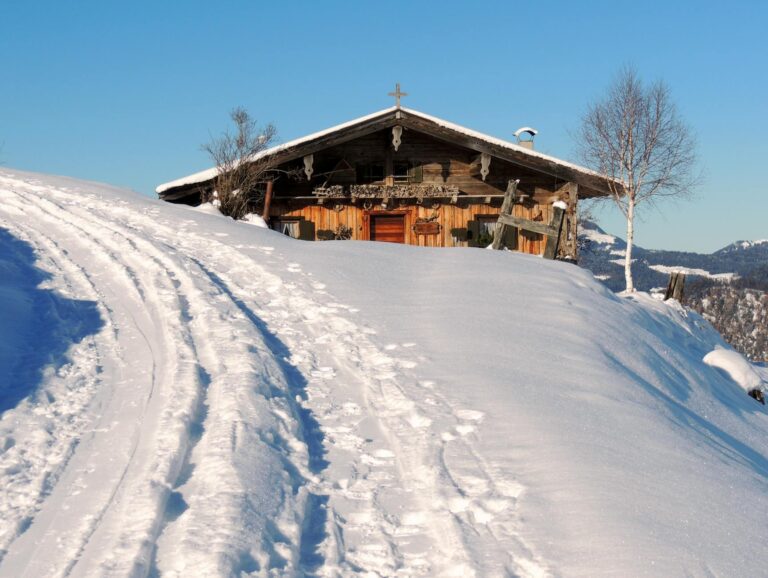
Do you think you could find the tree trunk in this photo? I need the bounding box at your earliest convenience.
[624,196,635,292]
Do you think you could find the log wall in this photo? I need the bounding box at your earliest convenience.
[270,200,555,255]
[267,127,574,257]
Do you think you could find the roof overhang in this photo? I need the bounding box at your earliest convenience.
[157,107,622,199]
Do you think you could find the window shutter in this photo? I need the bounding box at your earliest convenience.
[298,220,315,241]
[467,220,481,247]
[408,164,423,183]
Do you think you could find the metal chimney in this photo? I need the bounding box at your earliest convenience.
[513,127,538,150]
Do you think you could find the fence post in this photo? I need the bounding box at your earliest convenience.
[491,179,519,250]
[542,204,566,260]
[664,272,686,301]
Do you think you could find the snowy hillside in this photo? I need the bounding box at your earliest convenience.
[1,169,767,578]
[579,221,768,361]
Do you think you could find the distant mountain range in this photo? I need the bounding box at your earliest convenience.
[578,222,768,361]
[578,222,768,292]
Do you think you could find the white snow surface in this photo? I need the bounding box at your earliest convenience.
[2,168,768,577]
[648,264,736,281]
[241,213,268,228]
[704,348,764,392]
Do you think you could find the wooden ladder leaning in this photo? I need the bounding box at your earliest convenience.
[492,179,566,259]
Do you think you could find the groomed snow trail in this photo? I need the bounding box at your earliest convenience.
[0,173,546,577]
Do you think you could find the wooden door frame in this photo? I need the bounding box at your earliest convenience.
[363,209,410,242]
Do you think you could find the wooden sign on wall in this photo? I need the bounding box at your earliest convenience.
[412,221,441,235]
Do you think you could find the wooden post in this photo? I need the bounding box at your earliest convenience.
[674,274,686,302]
[491,179,519,250]
[543,204,566,260]
[262,180,274,224]
[566,182,579,260]
[664,272,686,302]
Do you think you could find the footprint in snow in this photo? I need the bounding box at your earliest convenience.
[407,412,432,428]
[494,478,525,499]
[455,424,476,436]
[455,474,489,496]
[310,366,335,379]
[361,449,395,466]
[454,409,484,422]
[341,402,361,416]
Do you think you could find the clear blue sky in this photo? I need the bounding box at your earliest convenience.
[1,0,765,252]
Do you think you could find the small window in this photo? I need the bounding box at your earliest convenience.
[357,162,385,184]
[477,216,497,236]
[272,219,300,238]
[394,162,423,183]
[393,162,410,183]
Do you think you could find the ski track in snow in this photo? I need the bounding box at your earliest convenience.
[0,175,548,577]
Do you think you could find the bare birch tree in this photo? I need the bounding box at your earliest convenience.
[578,67,699,292]
[203,107,277,220]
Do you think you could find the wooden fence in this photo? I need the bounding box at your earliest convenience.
[492,179,566,259]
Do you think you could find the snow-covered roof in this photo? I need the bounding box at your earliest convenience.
[157,107,613,195]
[157,107,398,194]
[513,126,538,137]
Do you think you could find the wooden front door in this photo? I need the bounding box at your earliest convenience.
[370,214,406,243]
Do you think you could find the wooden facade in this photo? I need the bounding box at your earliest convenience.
[157,106,616,259]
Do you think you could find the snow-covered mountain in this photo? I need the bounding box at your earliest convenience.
[717,239,768,253]
[579,221,768,361]
[1,169,767,577]
[578,221,768,293]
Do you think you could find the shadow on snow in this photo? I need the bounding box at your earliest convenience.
[0,228,103,415]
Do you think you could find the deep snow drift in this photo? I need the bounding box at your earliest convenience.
[0,169,766,578]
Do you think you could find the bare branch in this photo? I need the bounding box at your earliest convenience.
[202,107,278,220]
[576,66,699,291]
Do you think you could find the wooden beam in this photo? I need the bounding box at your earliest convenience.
[564,182,578,260]
[497,214,556,237]
[543,204,566,260]
[272,194,507,200]
[261,180,274,223]
[491,179,518,250]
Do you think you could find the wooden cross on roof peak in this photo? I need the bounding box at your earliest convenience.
[388,83,408,108]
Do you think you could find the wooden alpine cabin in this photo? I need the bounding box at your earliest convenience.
[156,88,615,259]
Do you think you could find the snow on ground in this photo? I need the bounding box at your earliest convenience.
[648,264,736,281]
[1,169,768,577]
[704,348,764,393]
